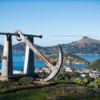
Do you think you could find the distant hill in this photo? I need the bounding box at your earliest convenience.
[12,42,58,54]
[0,36,100,55]
[61,36,100,54]
[49,53,89,65]
[12,36,100,55]
[13,42,26,52]
[85,59,100,71]
[75,36,100,44]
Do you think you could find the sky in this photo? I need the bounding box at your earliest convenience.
[0,0,100,46]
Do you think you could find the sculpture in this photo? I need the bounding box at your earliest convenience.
[15,30,63,81]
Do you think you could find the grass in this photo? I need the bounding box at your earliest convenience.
[85,59,100,71]
[0,90,48,100]
[0,90,99,100]
[0,83,100,100]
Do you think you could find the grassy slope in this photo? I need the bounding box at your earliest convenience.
[48,53,89,64]
[0,84,100,100]
[85,59,100,71]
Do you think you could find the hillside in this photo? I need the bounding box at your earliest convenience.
[62,36,100,54]
[12,36,100,55]
[85,59,100,71]
[12,42,58,54]
[48,53,89,65]
[75,36,100,44]
[0,36,100,55]
[13,42,26,52]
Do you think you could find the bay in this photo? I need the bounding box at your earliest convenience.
[78,54,100,62]
[0,53,100,71]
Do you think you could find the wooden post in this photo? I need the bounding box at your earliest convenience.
[23,36,34,76]
[0,35,13,81]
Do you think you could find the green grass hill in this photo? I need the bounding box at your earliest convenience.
[85,59,100,71]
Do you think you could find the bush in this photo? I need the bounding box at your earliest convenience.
[18,77,34,85]
[0,81,11,89]
[73,77,100,88]
[88,77,100,88]
[73,78,89,86]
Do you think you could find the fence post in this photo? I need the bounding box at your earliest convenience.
[23,36,34,76]
[1,35,13,80]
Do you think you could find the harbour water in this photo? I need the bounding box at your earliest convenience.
[0,52,100,71]
[78,54,100,62]
[0,52,45,71]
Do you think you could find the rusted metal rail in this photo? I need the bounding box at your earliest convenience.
[0,32,42,38]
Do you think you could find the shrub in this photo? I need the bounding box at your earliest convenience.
[0,81,11,89]
[18,77,34,85]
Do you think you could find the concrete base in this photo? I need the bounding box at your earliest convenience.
[0,74,34,81]
[0,76,8,81]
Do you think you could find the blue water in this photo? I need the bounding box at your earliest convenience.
[78,55,100,62]
[0,53,100,71]
[0,52,45,71]
[13,52,45,70]
[65,64,85,69]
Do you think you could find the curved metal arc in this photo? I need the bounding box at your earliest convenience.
[15,30,63,81]
[43,45,63,81]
